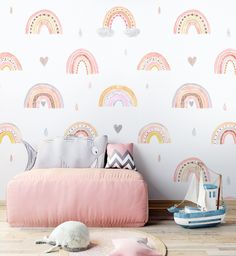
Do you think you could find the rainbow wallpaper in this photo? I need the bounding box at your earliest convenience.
[0,0,236,200]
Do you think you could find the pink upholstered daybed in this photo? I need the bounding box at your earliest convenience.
[7,168,148,227]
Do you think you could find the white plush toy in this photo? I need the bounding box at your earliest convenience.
[35,221,90,253]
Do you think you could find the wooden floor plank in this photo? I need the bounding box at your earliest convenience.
[0,205,236,256]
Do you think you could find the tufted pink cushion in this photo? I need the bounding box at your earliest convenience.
[7,168,148,227]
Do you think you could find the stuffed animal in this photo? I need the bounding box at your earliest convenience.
[35,221,90,253]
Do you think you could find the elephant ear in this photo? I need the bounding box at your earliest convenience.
[22,140,37,171]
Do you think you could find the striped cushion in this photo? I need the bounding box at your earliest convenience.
[105,143,136,170]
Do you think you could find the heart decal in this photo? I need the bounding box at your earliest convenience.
[114,124,122,133]
[189,100,194,107]
[41,101,46,107]
[40,57,48,66]
[188,56,197,66]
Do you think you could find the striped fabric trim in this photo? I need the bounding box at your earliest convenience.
[105,150,136,170]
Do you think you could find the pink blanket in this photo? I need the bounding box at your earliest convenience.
[7,168,148,227]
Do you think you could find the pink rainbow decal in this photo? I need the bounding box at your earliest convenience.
[214,49,236,74]
[174,157,210,182]
[98,6,140,37]
[24,83,64,109]
[211,122,236,144]
[0,52,22,71]
[0,123,22,143]
[66,49,99,75]
[25,9,62,34]
[99,85,137,107]
[137,52,170,71]
[174,9,210,34]
[172,83,212,108]
[103,6,136,29]
[138,123,171,144]
[64,122,97,138]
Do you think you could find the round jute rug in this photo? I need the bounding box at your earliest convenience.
[59,229,166,256]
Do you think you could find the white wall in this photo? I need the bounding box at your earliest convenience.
[0,0,236,200]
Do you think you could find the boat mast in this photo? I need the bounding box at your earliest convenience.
[217,174,222,210]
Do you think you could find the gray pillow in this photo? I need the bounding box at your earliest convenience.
[34,135,108,169]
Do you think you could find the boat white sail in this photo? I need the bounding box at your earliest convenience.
[184,174,199,204]
[169,168,226,228]
[197,171,206,209]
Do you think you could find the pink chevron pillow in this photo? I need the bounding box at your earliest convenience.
[105,143,136,170]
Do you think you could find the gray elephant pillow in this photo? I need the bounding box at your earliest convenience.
[34,135,108,169]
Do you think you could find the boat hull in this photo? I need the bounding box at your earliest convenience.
[174,208,226,228]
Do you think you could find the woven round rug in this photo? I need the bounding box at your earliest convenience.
[59,229,166,256]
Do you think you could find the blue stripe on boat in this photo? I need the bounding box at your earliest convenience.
[180,222,221,229]
[189,218,222,224]
[174,208,226,219]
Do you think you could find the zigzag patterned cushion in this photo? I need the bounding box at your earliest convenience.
[105,143,136,170]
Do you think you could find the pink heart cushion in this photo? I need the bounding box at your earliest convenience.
[109,239,161,256]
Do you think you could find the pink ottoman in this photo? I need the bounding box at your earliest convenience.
[7,168,148,227]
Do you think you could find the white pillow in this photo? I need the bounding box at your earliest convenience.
[34,135,108,169]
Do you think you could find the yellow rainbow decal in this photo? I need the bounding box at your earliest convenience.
[214,49,236,74]
[174,9,210,34]
[172,83,212,108]
[25,9,62,34]
[174,157,210,182]
[98,6,140,37]
[24,83,64,109]
[137,52,170,71]
[64,122,97,138]
[0,52,22,71]
[66,49,99,75]
[99,85,137,107]
[0,123,22,143]
[211,122,236,144]
[138,123,171,144]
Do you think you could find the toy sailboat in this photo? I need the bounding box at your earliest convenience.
[168,170,226,228]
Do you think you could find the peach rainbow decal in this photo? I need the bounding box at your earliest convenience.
[25,9,62,34]
[0,123,22,144]
[138,123,171,144]
[24,83,64,109]
[97,6,140,37]
[174,157,210,182]
[174,9,210,34]
[99,85,137,107]
[0,52,22,71]
[64,122,97,138]
[66,49,99,75]
[214,49,236,74]
[172,83,212,108]
[137,52,170,71]
[211,122,236,144]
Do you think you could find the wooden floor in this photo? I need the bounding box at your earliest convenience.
[0,205,236,256]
